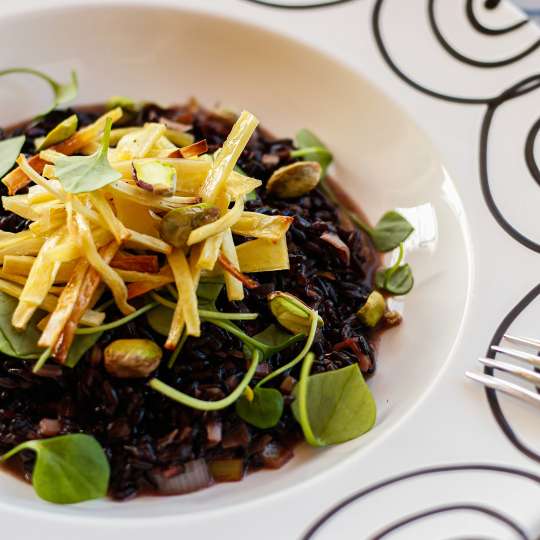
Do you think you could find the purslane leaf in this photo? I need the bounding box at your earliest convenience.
[0,434,110,504]
[293,128,333,177]
[0,68,78,114]
[236,387,284,429]
[55,117,121,193]
[0,136,25,179]
[369,211,414,252]
[292,356,376,447]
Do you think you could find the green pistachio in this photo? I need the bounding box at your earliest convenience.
[159,204,220,248]
[104,339,162,378]
[35,114,78,151]
[132,160,177,196]
[268,291,323,335]
[356,291,386,327]
[266,161,321,199]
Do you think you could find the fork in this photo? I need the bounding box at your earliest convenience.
[466,334,540,406]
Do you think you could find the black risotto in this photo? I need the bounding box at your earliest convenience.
[0,103,380,500]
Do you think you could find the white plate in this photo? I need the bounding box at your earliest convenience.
[0,1,539,538]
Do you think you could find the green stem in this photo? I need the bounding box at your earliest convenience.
[152,292,259,321]
[290,146,331,159]
[167,330,188,368]
[149,349,262,410]
[199,309,258,321]
[75,302,157,335]
[32,347,52,374]
[0,439,37,462]
[385,243,404,282]
[296,352,324,447]
[256,310,319,388]
[203,318,271,357]
[166,284,178,299]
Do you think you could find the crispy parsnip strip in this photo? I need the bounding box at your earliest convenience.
[88,191,129,243]
[236,236,290,273]
[76,215,134,315]
[167,249,200,344]
[1,195,41,221]
[12,231,63,329]
[53,242,118,363]
[187,197,244,246]
[107,181,200,210]
[4,108,123,194]
[29,208,67,236]
[46,228,114,262]
[3,255,76,283]
[0,279,103,327]
[124,229,172,254]
[38,259,90,347]
[200,111,258,203]
[168,139,208,159]
[16,155,107,229]
[220,230,247,301]
[188,243,203,290]
[232,212,293,240]
[116,269,168,283]
[0,272,64,294]
[110,254,159,273]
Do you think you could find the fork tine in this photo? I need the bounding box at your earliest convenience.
[479,358,540,385]
[466,371,540,407]
[490,345,540,367]
[504,334,540,349]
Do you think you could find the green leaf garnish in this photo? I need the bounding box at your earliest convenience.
[375,243,414,296]
[0,68,78,114]
[64,333,103,368]
[55,117,121,193]
[0,434,110,504]
[35,114,78,151]
[293,129,333,177]
[0,136,25,179]
[236,387,284,429]
[0,292,43,359]
[292,354,376,447]
[367,211,414,252]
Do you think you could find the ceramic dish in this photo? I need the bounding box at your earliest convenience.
[0,0,538,538]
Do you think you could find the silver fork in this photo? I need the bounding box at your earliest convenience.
[466,334,540,406]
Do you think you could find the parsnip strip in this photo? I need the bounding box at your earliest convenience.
[12,232,63,329]
[124,229,172,254]
[0,272,63,294]
[46,228,114,263]
[232,212,293,240]
[188,197,244,246]
[1,195,41,221]
[196,232,224,270]
[110,254,159,273]
[4,108,123,194]
[76,215,134,315]
[38,259,90,347]
[168,139,208,159]
[107,181,200,210]
[0,278,103,327]
[116,269,169,283]
[167,249,200,343]
[236,236,290,273]
[200,111,258,203]
[3,255,76,283]
[16,155,107,229]
[53,242,118,363]
[88,191,130,243]
[220,230,247,301]
[139,123,167,157]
